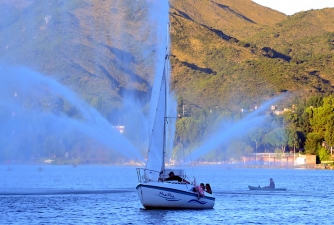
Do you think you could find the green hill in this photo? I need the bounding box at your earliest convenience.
[170,0,334,111]
[0,0,157,117]
[1,0,333,113]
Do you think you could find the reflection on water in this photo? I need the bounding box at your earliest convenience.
[0,189,133,195]
[1,165,333,224]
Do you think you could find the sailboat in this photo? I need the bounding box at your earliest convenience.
[136,26,215,209]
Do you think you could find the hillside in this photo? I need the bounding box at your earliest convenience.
[170,0,286,40]
[248,9,334,85]
[0,0,157,118]
[0,0,333,113]
[169,1,334,111]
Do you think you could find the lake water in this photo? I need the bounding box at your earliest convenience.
[1,165,333,224]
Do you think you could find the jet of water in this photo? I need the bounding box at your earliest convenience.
[0,65,145,163]
[185,96,284,163]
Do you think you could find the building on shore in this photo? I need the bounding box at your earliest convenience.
[243,153,316,166]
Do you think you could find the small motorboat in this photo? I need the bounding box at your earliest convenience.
[248,185,287,191]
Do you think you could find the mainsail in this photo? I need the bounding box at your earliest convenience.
[144,52,168,181]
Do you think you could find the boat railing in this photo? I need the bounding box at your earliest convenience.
[136,168,161,183]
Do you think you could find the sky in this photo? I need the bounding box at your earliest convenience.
[253,0,334,15]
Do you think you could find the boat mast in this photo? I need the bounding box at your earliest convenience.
[161,23,170,173]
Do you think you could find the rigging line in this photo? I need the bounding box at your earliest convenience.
[188,144,196,183]
[166,118,172,165]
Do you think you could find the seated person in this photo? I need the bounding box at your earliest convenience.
[192,183,205,196]
[165,172,189,183]
[265,178,275,188]
[205,183,212,194]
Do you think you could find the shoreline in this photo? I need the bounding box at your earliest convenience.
[1,162,333,170]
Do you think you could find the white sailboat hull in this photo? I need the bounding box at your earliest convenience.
[136,182,215,209]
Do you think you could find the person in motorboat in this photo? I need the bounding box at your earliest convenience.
[205,183,212,194]
[165,171,190,183]
[265,178,275,188]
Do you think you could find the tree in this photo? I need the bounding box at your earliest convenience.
[304,132,322,155]
[175,117,200,147]
[248,127,266,153]
[309,96,334,136]
[226,140,247,161]
[299,107,313,134]
[324,115,334,155]
[318,147,330,161]
[286,128,298,152]
[263,128,288,153]
[305,96,334,156]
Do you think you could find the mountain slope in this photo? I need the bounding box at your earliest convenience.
[169,1,334,110]
[0,0,333,114]
[170,0,286,40]
[0,0,157,116]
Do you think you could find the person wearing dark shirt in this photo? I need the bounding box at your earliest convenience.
[165,171,190,184]
[266,178,275,188]
[165,171,183,182]
[270,178,275,188]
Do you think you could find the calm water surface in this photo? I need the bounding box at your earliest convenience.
[1,165,333,224]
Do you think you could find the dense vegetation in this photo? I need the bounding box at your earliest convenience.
[0,0,334,163]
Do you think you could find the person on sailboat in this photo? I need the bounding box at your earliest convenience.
[165,172,190,183]
[192,183,205,196]
[205,183,212,194]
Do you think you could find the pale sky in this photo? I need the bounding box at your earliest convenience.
[253,0,334,15]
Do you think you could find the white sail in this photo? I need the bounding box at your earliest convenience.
[145,56,167,181]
